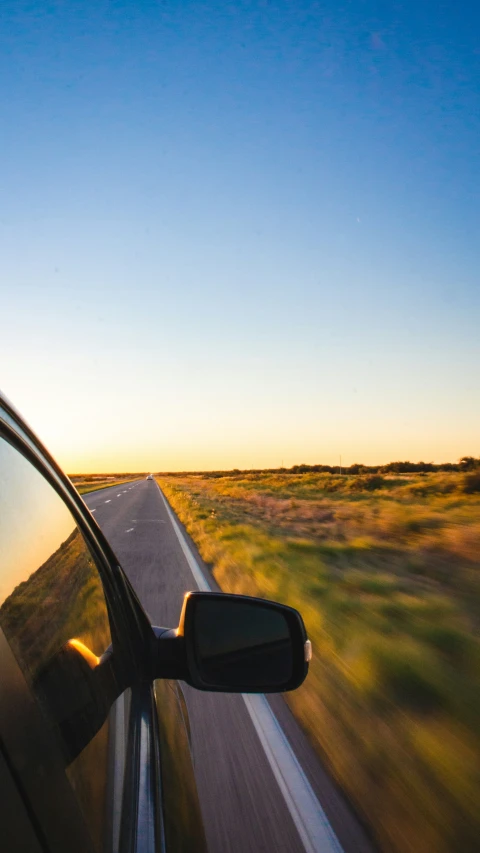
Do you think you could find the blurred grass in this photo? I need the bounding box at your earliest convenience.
[75,477,137,495]
[157,471,480,853]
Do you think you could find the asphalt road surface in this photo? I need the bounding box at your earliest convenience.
[84,479,375,853]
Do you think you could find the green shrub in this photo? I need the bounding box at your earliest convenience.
[418,625,473,665]
[380,600,413,625]
[349,475,385,492]
[359,574,397,595]
[371,641,446,711]
[307,580,328,598]
[341,571,397,596]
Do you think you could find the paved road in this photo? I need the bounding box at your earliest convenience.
[84,479,374,853]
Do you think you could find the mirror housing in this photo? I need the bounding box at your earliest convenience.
[154,592,310,693]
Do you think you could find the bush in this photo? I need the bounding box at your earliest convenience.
[380,600,413,625]
[371,641,446,711]
[349,475,385,492]
[459,456,480,472]
[418,625,473,665]
[462,472,480,493]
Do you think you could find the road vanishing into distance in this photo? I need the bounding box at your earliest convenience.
[84,479,375,853]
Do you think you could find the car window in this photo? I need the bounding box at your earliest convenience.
[0,435,112,851]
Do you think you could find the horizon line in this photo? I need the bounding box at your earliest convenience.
[68,455,478,477]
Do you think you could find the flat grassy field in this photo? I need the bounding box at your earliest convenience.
[157,471,480,853]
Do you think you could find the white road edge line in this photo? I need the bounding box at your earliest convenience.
[157,486,344,853]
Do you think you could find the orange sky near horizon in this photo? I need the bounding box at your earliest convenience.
[3,366,477,475]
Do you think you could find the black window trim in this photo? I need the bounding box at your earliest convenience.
[0,395,167,853]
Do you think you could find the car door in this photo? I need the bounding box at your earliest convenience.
[0,401,206,852]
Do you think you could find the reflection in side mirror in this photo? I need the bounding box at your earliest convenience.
[194,598,292,688]
[178,592,310,693]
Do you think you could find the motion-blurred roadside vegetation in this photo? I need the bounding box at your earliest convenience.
[157,459,480,853]
[70,475,143,494]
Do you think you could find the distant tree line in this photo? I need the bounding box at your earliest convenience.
[69,458,480,480]
[156,457,480,478]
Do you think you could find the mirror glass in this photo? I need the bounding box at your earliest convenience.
[193,597,293,689]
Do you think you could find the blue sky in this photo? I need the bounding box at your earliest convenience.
[1,1,479,471]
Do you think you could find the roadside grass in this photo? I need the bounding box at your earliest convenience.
[75,477,138,495]
[156,471,480,853]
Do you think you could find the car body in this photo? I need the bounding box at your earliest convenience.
[146,474,153,480]
[0,392,309,853]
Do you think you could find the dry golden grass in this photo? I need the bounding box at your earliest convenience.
[157,471,480,853]
[75,477,137,495]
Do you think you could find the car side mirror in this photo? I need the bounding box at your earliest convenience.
[154,592,311,693]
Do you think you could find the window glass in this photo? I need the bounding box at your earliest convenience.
[0,435,112,850]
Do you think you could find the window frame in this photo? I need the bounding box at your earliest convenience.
[0,400,155,853]
[0,400,154,675]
